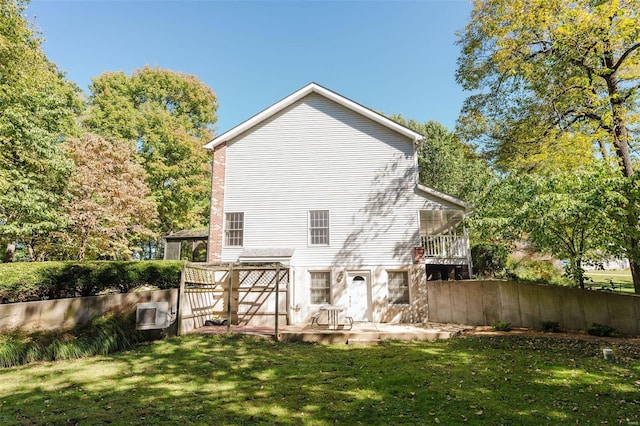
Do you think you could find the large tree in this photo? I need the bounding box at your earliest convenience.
[84,67,218,249]
[60,133,157,261]
[456,0,640,292]
[0,0,82,261]
[506,165,625,288]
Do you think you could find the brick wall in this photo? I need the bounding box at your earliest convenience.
[207,143,226,262]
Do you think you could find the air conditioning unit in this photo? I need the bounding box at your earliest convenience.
[136,302,169,330]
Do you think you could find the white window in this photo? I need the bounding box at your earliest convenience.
[225,212,244,246]
[309,210,329,245]
[388,271,410,305]
[310,271,331,304]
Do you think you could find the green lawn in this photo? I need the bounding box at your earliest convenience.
[0,334,638,425]
[584,269,635,293]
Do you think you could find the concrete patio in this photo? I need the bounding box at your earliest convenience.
[188,322,474,345]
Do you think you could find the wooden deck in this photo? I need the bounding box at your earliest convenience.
[187,322,473,345]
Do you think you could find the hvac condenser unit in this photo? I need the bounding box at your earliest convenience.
[136,302,169,330]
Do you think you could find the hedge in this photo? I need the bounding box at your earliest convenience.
[0,260,183,303]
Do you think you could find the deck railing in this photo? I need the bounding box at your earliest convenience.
[421,235,469,259]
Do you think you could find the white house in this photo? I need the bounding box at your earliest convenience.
[203,83,472,325]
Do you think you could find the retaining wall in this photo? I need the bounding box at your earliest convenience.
[0,289,179,332]
[427,280,640,335]
[3,280,638,336]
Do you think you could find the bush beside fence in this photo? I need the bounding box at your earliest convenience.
[0,260,183,303]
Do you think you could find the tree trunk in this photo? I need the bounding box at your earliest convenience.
[631,259,640,294]
[4,242,15,263]
[603,63,639,293]
[27,243,35,262]
[79,234,87,261]
[597,139,609,159]
[576,258,584,289]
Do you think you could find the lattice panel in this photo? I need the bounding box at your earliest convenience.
[239,269,289,288]
[184,267,228,287]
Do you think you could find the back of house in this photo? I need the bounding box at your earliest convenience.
[204,83,472,325]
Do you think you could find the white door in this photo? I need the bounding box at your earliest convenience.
[347,272,371,321]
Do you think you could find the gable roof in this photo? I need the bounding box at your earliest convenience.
[204,82,424,149]
[416,184,473,212]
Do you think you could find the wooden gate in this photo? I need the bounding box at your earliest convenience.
[178,263,288,334]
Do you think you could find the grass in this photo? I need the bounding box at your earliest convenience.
[0,334,638,425]
[584,269,635,294]
[0,313,141,367]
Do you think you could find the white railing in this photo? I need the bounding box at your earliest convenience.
[421,235,469,259]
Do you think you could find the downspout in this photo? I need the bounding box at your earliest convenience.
[286,266,293,325]
[413,135,422,186]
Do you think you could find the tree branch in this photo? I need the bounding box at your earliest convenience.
[613,42,640,71]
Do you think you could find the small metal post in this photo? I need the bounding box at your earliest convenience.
[227,262,233,333]
[176,263,187,336]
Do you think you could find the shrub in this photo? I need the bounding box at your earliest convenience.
[0,311,141,367]
[471,243,509,278]
[493,320,512,331]
[0,260,183,303]
[541,321,560,333]
[505,258,569,285]
[0,334,29,367]
[587,323,616,337]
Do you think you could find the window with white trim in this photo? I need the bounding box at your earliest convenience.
[310,271,331,304]
[309,210,329,245]
[225,212,244,246]
[388,271,410,305]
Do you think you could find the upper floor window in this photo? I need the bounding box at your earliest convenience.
[225,212,244,247]
[309,210,330,245]
[388,271,410,305]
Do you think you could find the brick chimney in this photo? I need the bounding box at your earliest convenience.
[207,143,226,262]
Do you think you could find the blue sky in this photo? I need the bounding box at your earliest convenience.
[27,0,473,135]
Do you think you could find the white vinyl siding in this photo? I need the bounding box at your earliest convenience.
[309,210,330,246]
[388,271,410,305]
[220,93,459,265]
[225,212,244,247]
[310,271,331,304]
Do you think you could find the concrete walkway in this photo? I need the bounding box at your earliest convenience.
[188,322,473,345]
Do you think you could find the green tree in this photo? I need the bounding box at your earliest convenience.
[507,165,625,288]
[59,133,157,261]
[391,116,494,207]
[84,67,218,252]
[0,0,82,261]
[456,0,640,292]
